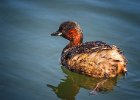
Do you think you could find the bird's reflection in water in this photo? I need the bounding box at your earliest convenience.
[47,66,125,100]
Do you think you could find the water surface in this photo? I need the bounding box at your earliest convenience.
[0,0,140,100]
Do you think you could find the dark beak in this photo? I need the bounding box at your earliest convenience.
[51,31,63,36]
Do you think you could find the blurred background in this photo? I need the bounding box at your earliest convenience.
[0,0,140,100]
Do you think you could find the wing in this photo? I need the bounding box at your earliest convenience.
[61,41,112,66]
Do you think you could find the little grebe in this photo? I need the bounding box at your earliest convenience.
[51,21,127,78]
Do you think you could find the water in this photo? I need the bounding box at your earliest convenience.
[0,0,140,100]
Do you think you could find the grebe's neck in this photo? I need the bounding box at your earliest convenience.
[63,34,83,53]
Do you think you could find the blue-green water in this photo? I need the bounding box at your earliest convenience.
[0,0,140,100]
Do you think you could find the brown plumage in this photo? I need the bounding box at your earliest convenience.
[51,21,127,78]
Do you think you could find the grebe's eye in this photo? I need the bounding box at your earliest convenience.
[58,26,63,32]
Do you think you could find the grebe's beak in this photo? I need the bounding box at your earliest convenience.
[51,31,63,36]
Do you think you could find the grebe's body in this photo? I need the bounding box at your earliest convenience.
[51,21,127,78]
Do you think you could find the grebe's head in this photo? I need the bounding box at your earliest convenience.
[51,21,83,44]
